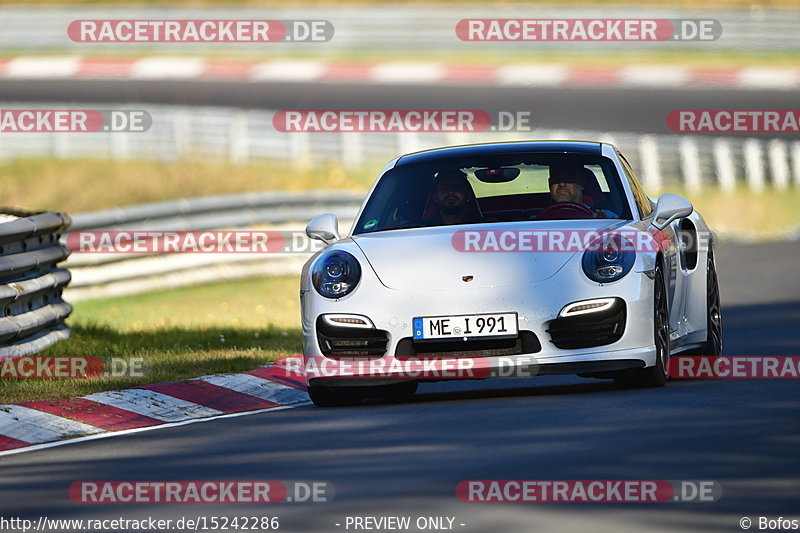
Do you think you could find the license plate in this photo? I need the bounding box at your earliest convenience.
[413,313,518,341]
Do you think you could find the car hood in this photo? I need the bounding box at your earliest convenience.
[351,220,625,290]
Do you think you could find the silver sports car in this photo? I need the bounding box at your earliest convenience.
[300,141,723,407]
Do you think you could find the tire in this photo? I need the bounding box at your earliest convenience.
[701,247,723,357]
[380,381,418,402]
[307,382,418,407]
[307,383,363,407]
[615,260,670,388]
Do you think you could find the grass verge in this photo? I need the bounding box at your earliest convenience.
[666,186,800,239]
[0,275,302,404]
[0,157,376,214]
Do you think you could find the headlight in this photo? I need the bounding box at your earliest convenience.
[582,233,635,283]
[312,251,361,298]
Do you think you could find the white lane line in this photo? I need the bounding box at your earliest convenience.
[0,404,304,458]
[620,66,689,87]
[4,57,81,78]
[83,389,222,422]
[0,405,102,443]
[738,68,800,89]
[495,64,569,87]
[130,57,206,79]
[370,62,445,84]
[250,60,326,82]
[198,373,309,406]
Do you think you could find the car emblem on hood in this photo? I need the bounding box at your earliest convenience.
[462,275,474,282]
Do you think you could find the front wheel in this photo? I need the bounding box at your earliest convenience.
[307,384,363,407]
[615,261,670,388]
[380,381,418,402]
[307,381,418,407]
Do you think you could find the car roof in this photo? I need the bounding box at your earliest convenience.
[395,140,605,166]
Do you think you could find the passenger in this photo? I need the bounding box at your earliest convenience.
[430,170,482,226]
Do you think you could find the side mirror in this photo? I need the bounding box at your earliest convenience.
[651,193,693,230]
[306,213,340,245]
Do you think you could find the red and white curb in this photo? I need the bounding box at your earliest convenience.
[0,56,798,90]
[0,363,309,454]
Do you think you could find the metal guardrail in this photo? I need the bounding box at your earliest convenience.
[63,191,363,301]
[68,190,364,233]
[0,209,72,356]
[2,103,800,193]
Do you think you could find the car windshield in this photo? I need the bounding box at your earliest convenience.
[354,152,633,235]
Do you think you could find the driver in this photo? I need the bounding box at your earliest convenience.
[549,163,588,204]
[545,164,616,219]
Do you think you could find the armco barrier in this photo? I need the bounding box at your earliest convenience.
[0,209,72,356]
[68,190,363,233]
[63,191,363,301]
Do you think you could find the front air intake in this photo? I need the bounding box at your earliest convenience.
[546,300,627,349]
[316,316,388,357]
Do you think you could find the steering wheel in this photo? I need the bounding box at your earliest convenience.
[536,202,595,220]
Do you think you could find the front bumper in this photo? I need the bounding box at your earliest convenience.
[301,262,656,387]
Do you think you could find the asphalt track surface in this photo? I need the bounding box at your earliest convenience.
[1,240,798,533]
[2,79,799,138]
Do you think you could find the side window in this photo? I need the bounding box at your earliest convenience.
[584,165,610,192]
[618,153,652,218]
